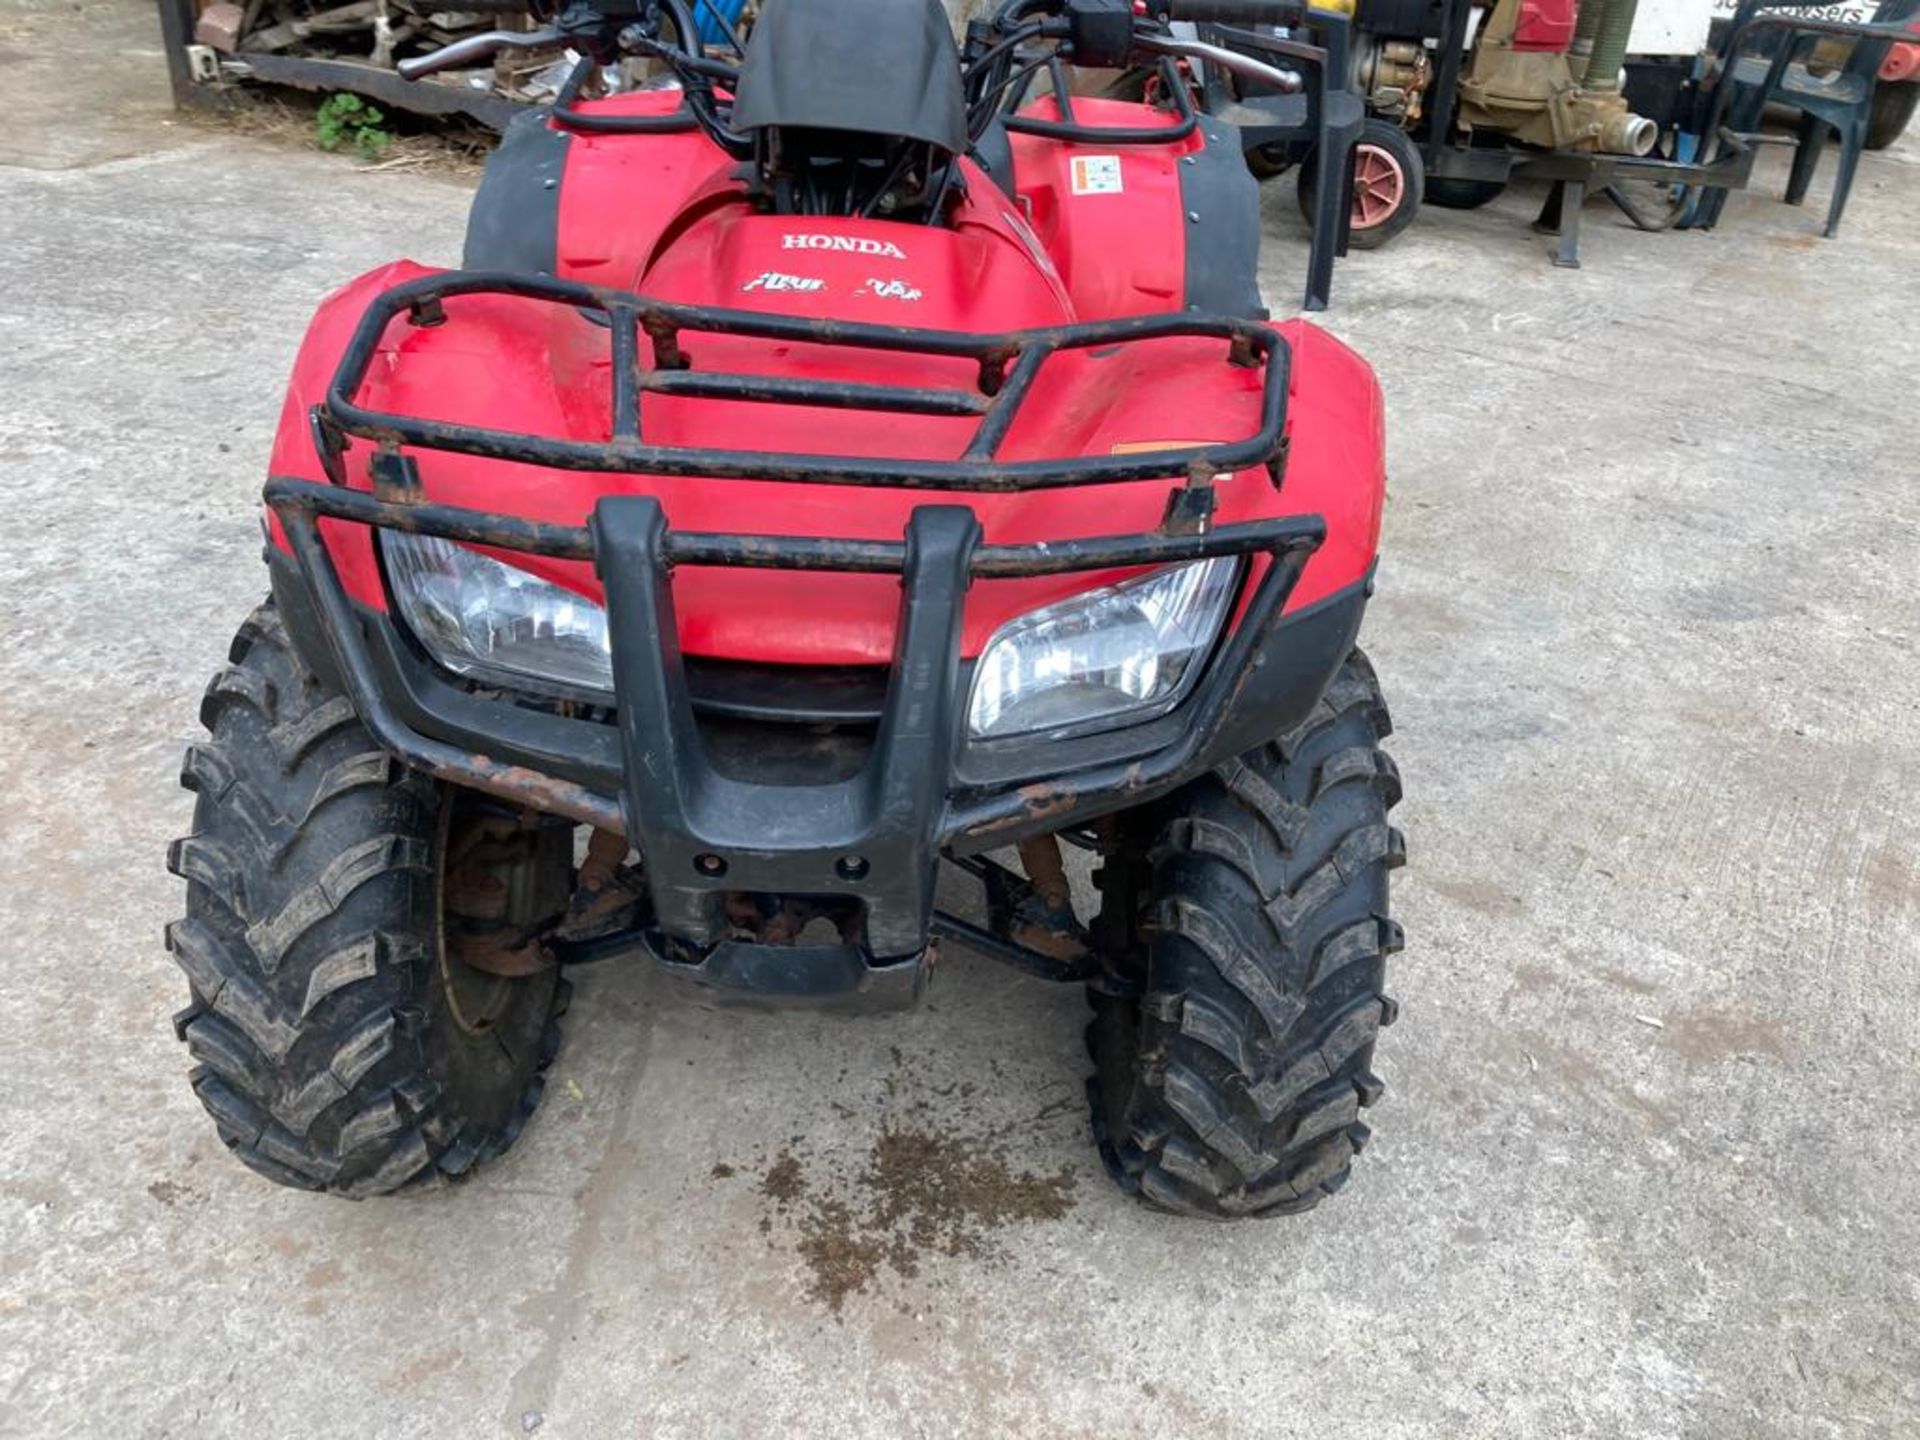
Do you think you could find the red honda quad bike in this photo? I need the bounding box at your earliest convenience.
[168,0,1404,1218]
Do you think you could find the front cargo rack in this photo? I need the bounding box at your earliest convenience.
[311,269,1293,494]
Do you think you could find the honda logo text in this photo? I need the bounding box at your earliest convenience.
[782,234,908,259]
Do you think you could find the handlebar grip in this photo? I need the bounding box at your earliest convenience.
[1160,0,1304,24]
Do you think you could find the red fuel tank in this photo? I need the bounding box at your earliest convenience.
[1514,0,1579,52]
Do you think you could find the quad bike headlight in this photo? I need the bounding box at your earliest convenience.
[381,533,614,699]
[967,558,1240,741]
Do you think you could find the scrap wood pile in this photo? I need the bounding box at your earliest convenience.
[185,0,758,109]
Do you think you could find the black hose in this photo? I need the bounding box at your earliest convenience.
[964,18,1047,105]
[974,18,1048,69]
[990,0,1057,27]
[682,81,752,157]
[968,59,1043,134]
[658,0,701,56]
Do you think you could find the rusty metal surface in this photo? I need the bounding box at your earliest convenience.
[159,0,583,129]
[925,910,1105,985]
[264,475,1323,579]
[444,925,555,977]
[440,807,571,977]
[434,752,624,834]
[553,828,646,944]
[236,51,525,130]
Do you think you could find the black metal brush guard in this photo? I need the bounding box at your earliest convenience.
[276,269,1325,1008]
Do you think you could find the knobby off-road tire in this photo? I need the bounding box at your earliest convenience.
[1088,651,1404,1218]
[166,601,567,1196]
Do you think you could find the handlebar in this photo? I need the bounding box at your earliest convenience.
[397,3,1305,119]
[395,27,564,80]
[1133,31,1303,92]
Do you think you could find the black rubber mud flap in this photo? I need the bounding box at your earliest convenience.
[463,108,571,276]
[1180,120,1266,320]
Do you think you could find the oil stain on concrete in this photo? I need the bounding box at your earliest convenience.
[741,1127,1078,1314]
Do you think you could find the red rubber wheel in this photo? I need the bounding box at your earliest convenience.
[1296,119,1425,250]
[1351,142,1408,231]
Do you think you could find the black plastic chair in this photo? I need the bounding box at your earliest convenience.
[1693,0,1919,236]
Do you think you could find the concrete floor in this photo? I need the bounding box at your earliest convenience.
[2,3,1917,1435]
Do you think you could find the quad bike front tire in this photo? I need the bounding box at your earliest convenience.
[1296,120,1425,249]
[1087,651,1404,1218]
[166,601,567,1196]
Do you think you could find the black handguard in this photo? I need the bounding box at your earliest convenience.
[1063,0,1137,68]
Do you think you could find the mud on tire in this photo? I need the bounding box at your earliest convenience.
[1088,651,1404,1219]
[166,601,566,1196]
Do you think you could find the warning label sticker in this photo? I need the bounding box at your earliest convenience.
[1070,155,1124,195]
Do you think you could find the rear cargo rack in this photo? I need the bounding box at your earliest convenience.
[314,270,1291,494]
